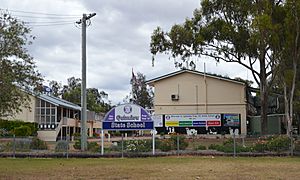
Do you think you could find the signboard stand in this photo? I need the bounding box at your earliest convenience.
[101,103,154,155]
[152,128,155,155]
[101,129,104,155]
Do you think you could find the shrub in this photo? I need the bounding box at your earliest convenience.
[0,120,38,136]
[123,139,152,153]
[266,135,290,152]
[252,139,268,152]
[7,139,31,152]
[30,137,48,150]
[157,139,173,152]
[0,128,9,137]
[170,135,189,150]
[55,140,69,152]
[88,142,99,152]
[73,139,99,152]
[73,139,81,150]
[14,125,31,137]
[195,144,206,150]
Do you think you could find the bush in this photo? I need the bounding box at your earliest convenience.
[73,139,99,152]
[30,137,48,150]
[157,139,173,152]
[0,128,9,137]
[0,120,38,136]
[123,139,152,153]
[14,126,31,137]
[195,144,206,150]
[55,140,69,152]
[266,135,290,152]
[170,135,189,150]
[7,139,31,152]
[73,139,81,150]
[88,142,99,152]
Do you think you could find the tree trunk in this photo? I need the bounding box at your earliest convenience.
[260,55,268,135]
[260,80,268,135]
[284,81,290,136]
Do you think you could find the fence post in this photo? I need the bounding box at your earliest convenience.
[152,129,155,155]
[290,132,294,156]
[177,134,179,156]
[101,129,104,155]
[121,133,124,158]
[66,134,69,159]
[13,134,16,158]
[233,130,236,158]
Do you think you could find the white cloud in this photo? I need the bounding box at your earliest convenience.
[1,0,255,105]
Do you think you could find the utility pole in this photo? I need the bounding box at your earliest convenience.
[76,13,96,151]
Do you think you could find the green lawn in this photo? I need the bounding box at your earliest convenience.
[1,157,300,179]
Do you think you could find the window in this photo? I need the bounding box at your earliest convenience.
[36,99,57,128]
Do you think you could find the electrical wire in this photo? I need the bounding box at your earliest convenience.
[0,8,80,17]
[27,22,74,27]
[0,8,89,28]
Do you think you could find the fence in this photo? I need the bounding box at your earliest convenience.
[1,133,300,158]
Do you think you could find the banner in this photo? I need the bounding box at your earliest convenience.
[165,114,221,127]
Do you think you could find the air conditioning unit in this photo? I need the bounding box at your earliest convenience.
[171,94,179,101]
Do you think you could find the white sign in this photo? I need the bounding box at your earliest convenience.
[151,115,163,127]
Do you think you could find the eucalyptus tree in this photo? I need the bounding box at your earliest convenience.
[276,0,300,136]
[0,12,42,117]
[150,0,284,134]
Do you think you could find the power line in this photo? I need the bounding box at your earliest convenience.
[24,20,74,24]
[26,22,74,27]
[0,8,80,17]
[12,15,79,19]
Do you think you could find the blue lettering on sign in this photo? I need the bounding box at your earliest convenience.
[103,122,154,130]
[192,121,206,127]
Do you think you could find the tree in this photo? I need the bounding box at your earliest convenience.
[48,80,62,97]
[150,0,284,134]
[61,77,111,113]
[276,0,300,136]
[0,12,42,117]
[130,72,153,109]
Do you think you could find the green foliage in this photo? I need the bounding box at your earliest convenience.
[14,125,31,137]
[0,119,38,136]
[0,12,43,117]
[170,135,189,150]
[266,135,290,152]
[6,139,31,152]
[157,139,173,152]
[195,144,206,150]
[123,139,152,153]
[73,140,81,150]
[55,140,69,152]
[30,137,47,150]
[157,135,189,152]
[87,142,99,152]
[73,139,99,152]
[61,77,111,113]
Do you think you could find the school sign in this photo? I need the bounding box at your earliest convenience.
[102,103,153,130]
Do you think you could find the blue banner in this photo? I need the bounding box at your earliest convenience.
[103,121,154,130]
[192,121,206,127]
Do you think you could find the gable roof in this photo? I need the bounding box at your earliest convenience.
[146,69,245,86]
[38,93,81,111]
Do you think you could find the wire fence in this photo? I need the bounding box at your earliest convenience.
[1,134,300,158]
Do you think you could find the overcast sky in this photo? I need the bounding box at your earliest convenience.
[1,0,254,104]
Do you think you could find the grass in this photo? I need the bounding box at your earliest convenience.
[1,157,300,179]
